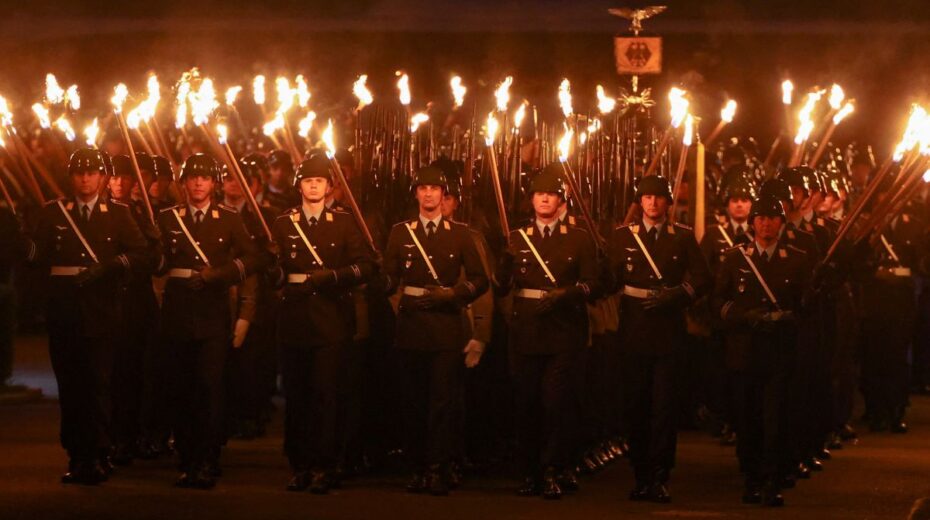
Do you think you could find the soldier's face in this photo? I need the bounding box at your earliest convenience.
[72,170,103,197]
[727,197,751,221]
[270,165,287,185]
[299,177,331,203]
[532,192,562,219]
[790,187,808,211]
[752,215,783,241]
[416,185,443,212]
[440,194,459,219]
[108,175,135,200]
[184,175,215,205]
[641,194,669,220]
[223,177,244,199]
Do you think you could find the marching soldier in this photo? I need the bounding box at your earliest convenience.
[155,153,261,489]
[608,175,711,503]
[496,166,600,499]
[270,155,374,493]
[382,165,488,496]
[263,150,300,210]
[712,196,809,507]
[106,155,161,466]
[29,148,149,484]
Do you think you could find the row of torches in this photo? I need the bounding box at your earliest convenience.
[0,70,922,256]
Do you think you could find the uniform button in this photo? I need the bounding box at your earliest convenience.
[428,255,433,259]
[195,256,200,260]
[196,241,201,245]
[81,253,86,258]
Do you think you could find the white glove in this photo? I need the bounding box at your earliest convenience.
[463,339,485,368]
[232,319,250,349]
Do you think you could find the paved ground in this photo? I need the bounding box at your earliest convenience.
[1,333,928,520]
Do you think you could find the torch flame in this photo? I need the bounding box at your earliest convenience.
[682,114,694,146]
[225,86,242,106]
[781,80,794,105]
[668,87,689,128]
[513,101,527,131]
[295,75,311,108]
[557,123,573,163]
[46,74,65,104]
[596,85,616,114]
[66,85,80,110]
[829,84,845,110]
[484,112,499,147]
[253,75,266,106]
[495,76,513,112]
[397,73,411,106]
[321,119,336,159]
[297,111,317,138]
[190,78,218,126]
[793,90,825,144]
[832,101,855,124]
[721,99,737,123]
[353,75,374,109]
[558,79,573,118]
[587,118,602,135]
[175,73,192,128]
[32,103,51,129]
[126,108,142,130]
[262,113,285,137]
[275,76,294,115]
[450,76,466,108]
[923,169,930,183]
[0,96,12,126]
[111,83,129,113]
[409,112,430,133]
[84,118,99,147]
[216,123,228,145]
[54,115,75,141]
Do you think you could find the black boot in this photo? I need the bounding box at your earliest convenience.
[742,479,762,504]
[406,470,427,494]
[648,468,671,503]
[516,475,541,496]
[541,467,562,500]
[760,480,784,507]
[309,469,330,495]
[287,471,310,492]
[426,465,448,496]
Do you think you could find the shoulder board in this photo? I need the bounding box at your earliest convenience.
[786,244,806,254]
[290,212,300,222]
[614,223,633,230]
[666,224,675,235]
[159,204,182,213]
[276,208,299,220]
[97,202,108,213]
[567,215,577,226]
[44,197,66,208]
[217,203,238,213]
[325,212,334,222]
[525,225,534,236]
[724,244,744,253]
[443,220,451,231]
[560,224,568,234]
[392,219,417,230]
[630,224,640,234]
[330,206,350,214]
[108,199,129,208]
[673,222,692,230]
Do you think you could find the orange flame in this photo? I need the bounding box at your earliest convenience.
[353,75,374,109]
[450,76,466,108]
[558,79,573,118]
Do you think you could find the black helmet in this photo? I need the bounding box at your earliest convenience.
[720,177,756,203]
[134,152,155,174]
[268,150,294,172]
[635,175,672,201]
[68,148,108,176]
[779,166,814,195]
[529,162,567,197]
[411,166,448,191]
[152,155,174,179]
[293,155,333,185]
[240,153,269,178]
[759,178,791,203]
[430,157,463,198]
[111,155,135,178]
[180,153,220,182]
[749,195,786,222]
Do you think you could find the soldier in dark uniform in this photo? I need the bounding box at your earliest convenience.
[0,200,29,395]
[106,155,161,466]
[149,155,177,208]
[698,177,755,445]
[155,153,261,489]
[712,196,810,507]
[269,155,374,493]
[28,148,149,484]
[220,160,279,440]
[382,166,488,496]
[496,167,599,499]
[608,175,711,503]
[263,150,300,210]
[861,201,927,433]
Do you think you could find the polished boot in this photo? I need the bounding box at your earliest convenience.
[760,481,784,507]
[406,471,427,493]
[188,465,216,490]
[516,476,541,496]
[309,470,330,495]
[558,469,579,493]
[426,465,449,496]
[287,471,310,492]
[741,479,762,504]
[541,467,562,500]
[629,481,650,501]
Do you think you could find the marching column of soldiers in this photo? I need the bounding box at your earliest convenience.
[3,135,929,508]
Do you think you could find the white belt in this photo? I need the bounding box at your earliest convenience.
[515,288,548,300]
[50,266,86,276]
[288,273,310,284]
[889,267,912,277]
[403,286,429,296]
[168,268,194,279]
[622,286,658,299]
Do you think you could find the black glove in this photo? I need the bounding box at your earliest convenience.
[75,263,108,287]
[200,266,221,286]
[536,287,569,314]
[265,265,285,287]
[308,269,338,289]
[187,271,206,291]
[643,285,688,310]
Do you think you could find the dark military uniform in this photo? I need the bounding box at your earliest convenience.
[498,219,599,487]
[272,204,373,479]
[0,207,28,387]
[713,239,809,502]
[609,217,711,491]
[31,196,148,477]
[861,213,927,429]
[156,200,260,479]
[382,214,488,480]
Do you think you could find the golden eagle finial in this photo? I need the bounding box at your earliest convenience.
[608,6,667,34]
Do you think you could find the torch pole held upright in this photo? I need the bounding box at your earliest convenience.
[116,112,155,224]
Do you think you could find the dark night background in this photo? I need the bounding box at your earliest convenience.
[1,1,930,153]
